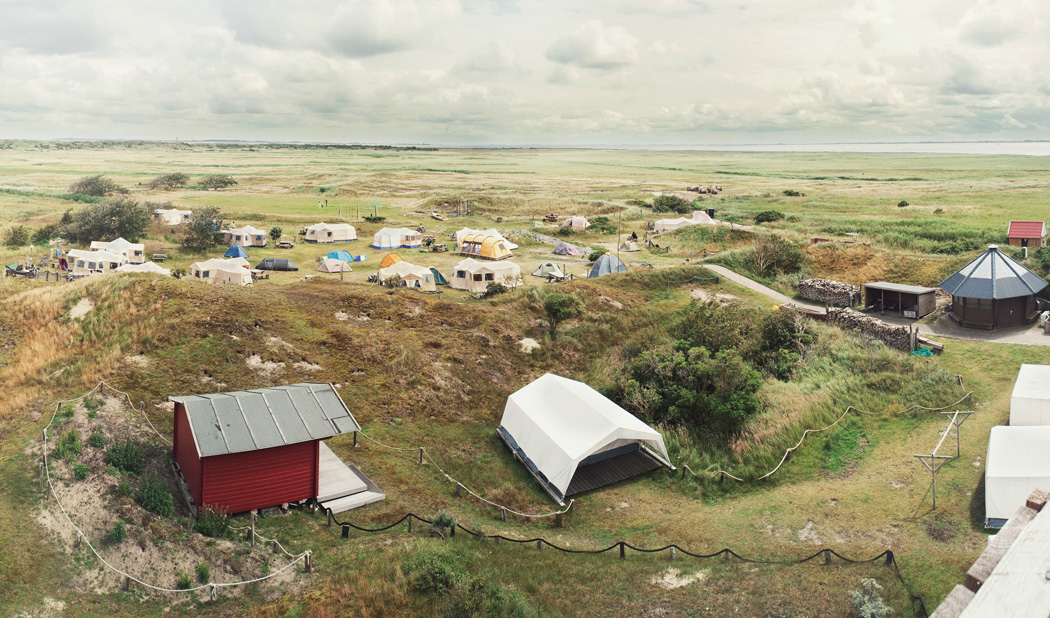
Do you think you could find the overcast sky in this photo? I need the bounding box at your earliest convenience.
[0,0,1048,145]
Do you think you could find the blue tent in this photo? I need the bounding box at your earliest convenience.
[224,244,249,258]
[326,250,353,262]
[588,253,628,278]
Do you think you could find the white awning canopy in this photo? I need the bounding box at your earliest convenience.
[1011,364,1050,426]
[985,426,1050,522]
[498,373,669,501]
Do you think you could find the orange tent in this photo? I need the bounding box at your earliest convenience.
[379,254,403,269]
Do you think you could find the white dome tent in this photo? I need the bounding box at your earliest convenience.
[497,373,673,504]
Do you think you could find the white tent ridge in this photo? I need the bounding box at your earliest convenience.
[497,373,672,504]
[1011,365,1050,426]
[985,425,1050,525]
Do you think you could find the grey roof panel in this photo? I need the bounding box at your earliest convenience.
[262,390,313,445]
[939,246,1047,300]
[864,282,936,295]
[183,398,228,456]
[171,383,359,458]
[236,391,285,451]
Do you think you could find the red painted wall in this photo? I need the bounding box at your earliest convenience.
[201,440,318,515]
[172,403,203,508]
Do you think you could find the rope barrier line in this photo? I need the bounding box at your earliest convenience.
[41,383,309,594]
[329,512,927,616]
[687,391,973,483]
[356,430,573,518]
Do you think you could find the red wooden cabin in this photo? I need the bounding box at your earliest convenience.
[171,383,360,515]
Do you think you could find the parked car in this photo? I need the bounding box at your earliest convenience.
[276,240,294,249]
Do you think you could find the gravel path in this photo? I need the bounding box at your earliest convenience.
[703,265,824,312]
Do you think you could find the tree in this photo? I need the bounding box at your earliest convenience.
[198,175,237,190]
[68,175,128,197]
[543,293,582,335]
[31,223,61,245]
[749,234,803,276]
[653,194,692,214]
[3,225,30,247]
[180,206,226,253]
[148,173,189,190]
[269,226,283,242]
[65,198,151,244]
[897,200,909,208]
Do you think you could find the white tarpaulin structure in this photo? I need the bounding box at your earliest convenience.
[1011,364,1050,426]
[305,222,357,243]
[654,218,695,234]
[116,262,171,276]
[985,425,1050,525]
[497,373,672,503]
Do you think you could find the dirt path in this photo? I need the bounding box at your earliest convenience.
[703,265,823,312]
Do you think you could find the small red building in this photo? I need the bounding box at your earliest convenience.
[1007,221,1047,248]
[171,383,361,515]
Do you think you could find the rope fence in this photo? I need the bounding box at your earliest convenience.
[40,382,311,597]
[326,509,928,617]
[685,390,973,483]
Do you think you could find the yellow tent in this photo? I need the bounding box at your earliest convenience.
[379,254,403,269]
[458,233,513,260]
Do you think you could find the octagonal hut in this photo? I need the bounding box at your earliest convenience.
[939,245,1048,330]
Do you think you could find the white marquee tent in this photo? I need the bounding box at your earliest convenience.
[497,373,672,503]
[116,261,171,276]
[371,227,422,249]
[1011,364,1050,426]
[985,425,1050,526]
[654,218,695,234]
[305,222,357,243]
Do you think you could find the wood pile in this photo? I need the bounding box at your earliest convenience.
[827,308,912,350]
[797,279,859,307]
[686,185,722,194]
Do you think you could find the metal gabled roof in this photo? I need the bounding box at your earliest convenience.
[939,245,1047,300]
[171,383,360,457]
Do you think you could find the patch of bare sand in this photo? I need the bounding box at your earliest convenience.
[651,568,707,590]
[70,298,94,320]
[519,338,541,353]
[247,354,285,377]
[690,288,738,303]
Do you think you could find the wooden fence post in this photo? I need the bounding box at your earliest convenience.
[619,542,626,560]
[537,540,542,551]
[272,540,278,553]
[39,461,44,494]
[341,525,349,539]
[823,549,832,565]
[555,513,563,528]
[305,551,312,574]
[250,510,256,547]
[353,432,358,448]
[884,550,894,566]
[209,585,217,601]
[419,448,424,465]
[670,547,677,561]
[407,514,413,534]
[124,576,131,591]
[500,508,506,522]
[327,509,332,527]
[455,483,463,497]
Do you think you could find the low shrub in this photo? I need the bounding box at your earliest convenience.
[754,210,785,223]
[586,249,607,262]
[403,548,466,594]
[782,189,805,197]
[108,520,126,544]
[176,571,192,590]
[106,438,146,475]
[88,429,105,448]
[897,200,909,208]
[73,463,90,480]
[196,562,210,584]
[193,506,230,538]
[848,578,893,618]
[54,428,82,462]
[136,475,174,517]
[117,480,134,497]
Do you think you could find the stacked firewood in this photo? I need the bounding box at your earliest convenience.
[686,185,723,194]
[797,279,860,307]
[827,308,912,350]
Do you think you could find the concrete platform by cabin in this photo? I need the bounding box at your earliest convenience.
[317,441,385,514]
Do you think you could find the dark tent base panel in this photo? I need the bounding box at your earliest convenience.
[497,427,666,503]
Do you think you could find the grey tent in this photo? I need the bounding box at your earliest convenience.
[939,244,1047,329]
[588,253,628,278]
[532,262,566,278]
[256,258,299,272]
[429,267,449,286]
[553,242,581,256]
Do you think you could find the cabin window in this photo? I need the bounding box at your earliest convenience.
[485,273,495,281]
[327,232,332,237]
[456,271,467,278]
[88,261,97,269]
[201,270,210,278]
[109,262,118,269]
[473,274,483,281]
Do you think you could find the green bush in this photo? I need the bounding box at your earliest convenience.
[653,194,692,214]
[108,520,126,544]
[897,200,909,208]
[136,475,174,517]
[782,189,805,197]
[482,282,508,298]
[106,438,146,475]
[117,480,134,498]
[88,429,105,448]
[403,548,466,594]
[3,225,30,247]
[73,463,90,480]
[176,571,192,590]
[848,578,893,618]
[193,506,230,538]
[543,293,583,334]
[754,210,786,223]
[54,427,82,462]
[196,562,210,584]
[586,249,607,262]
[555,226,574,236]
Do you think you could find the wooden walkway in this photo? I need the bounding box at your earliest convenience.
[317,441,385,514]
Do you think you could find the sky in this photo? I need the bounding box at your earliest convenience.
[0,0,1048,145]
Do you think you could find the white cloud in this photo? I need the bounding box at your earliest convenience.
[546,20,639,70]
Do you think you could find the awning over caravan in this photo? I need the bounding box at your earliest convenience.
[498,373,671,503]
[985,426,1050,524]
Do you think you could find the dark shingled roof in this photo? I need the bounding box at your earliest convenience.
[939,245,1047,300]
[171,383,359,457]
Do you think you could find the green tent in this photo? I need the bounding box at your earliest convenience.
[429,267,449,286]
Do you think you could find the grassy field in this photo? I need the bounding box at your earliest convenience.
[2,142,1050,616]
